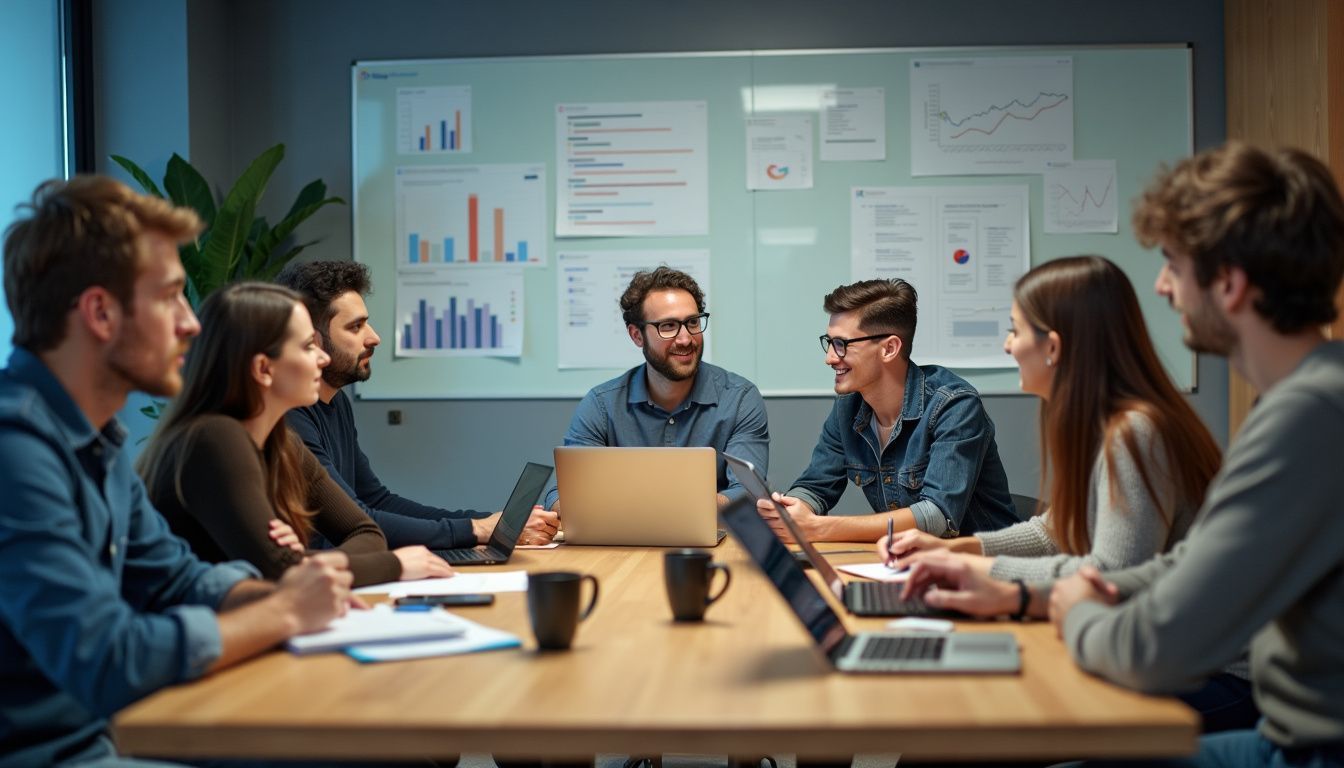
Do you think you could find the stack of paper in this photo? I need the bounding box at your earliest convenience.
[353,570,529,598]
[346,612,521,663]
[285,603,466,655]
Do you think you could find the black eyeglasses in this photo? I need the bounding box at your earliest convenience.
[819,333,891,358]
[643,312,710,340]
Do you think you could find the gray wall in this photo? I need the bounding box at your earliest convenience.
[145,0,1227,511]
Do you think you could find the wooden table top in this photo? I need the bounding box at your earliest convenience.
[113,541,1197,762]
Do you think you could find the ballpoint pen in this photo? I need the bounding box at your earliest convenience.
[885,516,896,567]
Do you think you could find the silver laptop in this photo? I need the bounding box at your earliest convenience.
[723,453,957,618]
[554,446,721,547]
[719,483,1020,674]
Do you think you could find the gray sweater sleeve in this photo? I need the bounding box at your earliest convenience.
[984,412,1188,582]
[1061,383,1344,735]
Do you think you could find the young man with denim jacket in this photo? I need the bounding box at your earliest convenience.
[760,278,1016,543]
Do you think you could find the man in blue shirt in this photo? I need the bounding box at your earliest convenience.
[0,177,356,767]
[543,266,769,510]
[276,261,560,548]
[761,278,1015,542]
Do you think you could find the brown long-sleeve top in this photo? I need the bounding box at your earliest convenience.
[146,414,402,588]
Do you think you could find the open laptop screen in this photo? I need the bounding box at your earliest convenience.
[487,462,554,553]
[720,496,848,657]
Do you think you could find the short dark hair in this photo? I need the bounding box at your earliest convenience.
[619,266,705,326]
[3,176,201,352]
[1132,141,1344,333]
[274,260,372,343]
[823,278,918,359]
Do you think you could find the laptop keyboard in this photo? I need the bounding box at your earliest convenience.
[436,548,490,563]
[845,582,949,617]
[859,635,946,662]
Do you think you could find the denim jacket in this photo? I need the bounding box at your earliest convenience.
[787,362,1016,536]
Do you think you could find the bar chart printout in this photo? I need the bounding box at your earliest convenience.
[909,57,1073,176]
[555,249,711,369]
[555,100,709,237]
[397,164,547,266]
[395,267,524,358]
[397,86,472,154]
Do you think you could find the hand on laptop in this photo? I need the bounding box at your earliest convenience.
[393,546,455,580]
[522,505,560,545]
[899,551,1019,617]
[755,492,816,543]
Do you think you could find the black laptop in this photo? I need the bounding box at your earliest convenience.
[719,492,1019,673]
[433,461,552,565]
[723,453,958,618]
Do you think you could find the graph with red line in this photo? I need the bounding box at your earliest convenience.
[910,56,1074,176]
[1044,160,1119,234]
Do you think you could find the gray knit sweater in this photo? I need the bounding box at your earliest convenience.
[977,411,1197,582]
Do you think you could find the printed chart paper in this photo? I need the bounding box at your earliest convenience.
[395,266,524,358]
[851,185,1029,367]
[556,250,711,370]
[556,101,709,237]
[746,116,813,190]
[396,164,546,266]
[397,86,472,154]
[910,57,1073,176]
[821,87,886,162]
[1044,160,1118,234]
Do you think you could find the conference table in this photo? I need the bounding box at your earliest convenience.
[113,541,1197,762]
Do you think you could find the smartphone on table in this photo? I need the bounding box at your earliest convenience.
[394,594,495,608]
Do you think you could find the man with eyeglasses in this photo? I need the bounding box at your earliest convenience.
[542,266,768,511]
[758,278,1016,543]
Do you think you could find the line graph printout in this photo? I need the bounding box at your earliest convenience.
[851,185,1028,367]
[910,57,1073,176]
[555,101,709,237]
[1044,160,1118,234]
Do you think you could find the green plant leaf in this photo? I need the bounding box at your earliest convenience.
[162,154,217,229]
[259,242,314,280]
[109,155,164,198]
[198,145,284,296]
[245,217,272,277]
[252,194,344,275]
[285,179,328,220]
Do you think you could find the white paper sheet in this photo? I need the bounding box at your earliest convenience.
[1044,159,1119,234]
[354,570,530,597]
[821,87,886,162]
[285,604,465,655]
[745,116,813,190]
[345,611,521,662]
[555,100,709,237]
[851,185,1029,368]
[837,562,911,583]
[555,249,711,370]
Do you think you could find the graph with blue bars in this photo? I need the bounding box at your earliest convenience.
[395,266,523,357]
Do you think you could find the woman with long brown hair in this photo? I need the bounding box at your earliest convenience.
[880,255,1220,582]
[138,282,453,587]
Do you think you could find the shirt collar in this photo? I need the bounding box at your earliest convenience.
[627,363,720,408]
[6,347,126,451]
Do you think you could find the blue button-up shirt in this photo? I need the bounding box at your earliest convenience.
[543,362,770,508]
[787,362,1016,536]
[0,348,256,767]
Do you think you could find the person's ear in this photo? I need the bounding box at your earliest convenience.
[627,323,645,349]
[881,335,904,363]
[1045,330,1062,366]
[251,353,273,389]
[1218,265,1252,313]
[75,287,122,343]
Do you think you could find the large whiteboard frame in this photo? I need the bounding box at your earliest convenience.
[351,45,1195,399]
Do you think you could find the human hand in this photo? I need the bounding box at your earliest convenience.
[1048,565,1119,637]
[268,519,304,554]
[755,492,816,543]
[521,506,560,545]
[274,551,355,634]
[899,551,1019,618]
[879,529,949,566]
[393,546,456,580]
